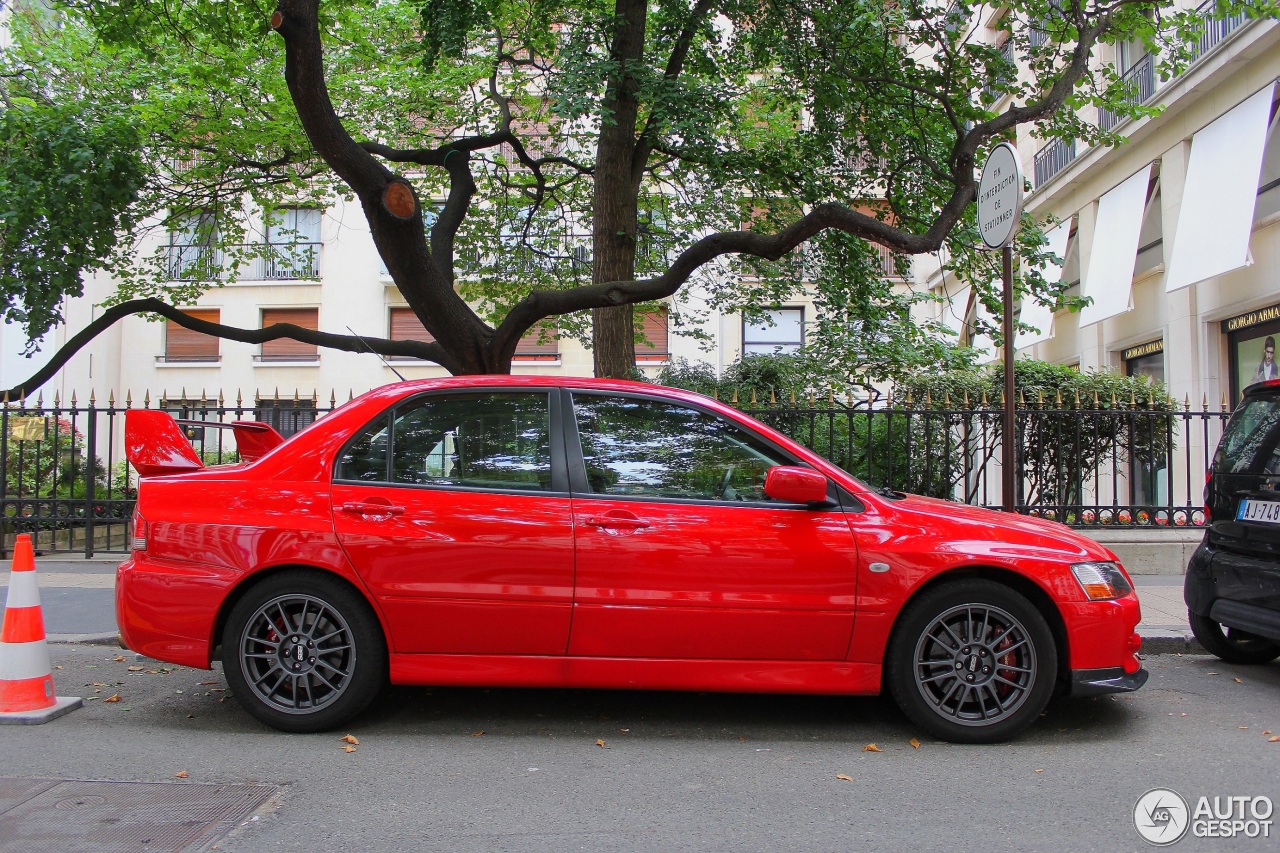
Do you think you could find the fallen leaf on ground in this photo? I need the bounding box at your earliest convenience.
[342,745,356,753]
[836,774,853,782]
[340,734,359,745]
[1270,736,1280,743]
[471,731,485,737]
[1207,671,1217,676]
[103,694,121,703]
[174,771,188,779]
[1035,769,1044,773]
[199,681,219,686]
[1240,727,1249,730]
[1234,677,1243,683]
[862,744,882,752]
[909,738,921,749]
[112,656,125,662]
[53,665,62,670]
[595,739,606,748]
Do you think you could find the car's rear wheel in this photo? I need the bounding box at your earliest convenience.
[886,580,1058,744]
[1188,611,1280,665]
[222,571,386,733]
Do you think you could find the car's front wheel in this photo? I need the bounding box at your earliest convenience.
[222,571,387,733]
[886,580,1058,744]
[1188,611,1280,665]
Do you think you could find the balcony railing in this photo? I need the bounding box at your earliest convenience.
[1033,138,1077,187]
[1099,53,1157,131]
[1187,0,1250,63]
[166,243,322,281]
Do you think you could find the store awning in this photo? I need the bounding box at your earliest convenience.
[1079,164,1152,326]
[1165,83,1276,292]
[1015,222,1072,348]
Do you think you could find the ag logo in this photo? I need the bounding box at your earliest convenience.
[1135,788,1191,845]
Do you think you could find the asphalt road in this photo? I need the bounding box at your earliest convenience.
[2,648,1276,852]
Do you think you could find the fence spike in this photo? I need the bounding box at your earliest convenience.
[1221,392,1228,412]
[1130,388,1137,406]
[750,388,757,405]
[143,390,150,408]
[275,386,280,402]
[124,390,131,408]
[89,389,96,407]
[846,391,853,408]
[731,388,739,404]
[38,391,44,408]
[1184,394,1191,412]
[330,390,337,407]
[348,389,354,401]
[1111,390,1117,407]
[712,387,719,400]
[1202,393,1208,411]
[943,388,950,407]
[293,388,300,403]
[218,390,225,406]
[53,390,60,408]
[18,390,25,409]
[108,390,115,407]
[1093,389,1100,406]
[236,389,243,407]
[769,388,776,405]
[790,388,796,406]
[2,390,8,405]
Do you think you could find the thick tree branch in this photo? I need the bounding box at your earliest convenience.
[3,299,455,400]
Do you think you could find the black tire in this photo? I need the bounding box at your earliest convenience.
[886,579,1058,744]
[1188,610,1280,665]
[222,570,387,733]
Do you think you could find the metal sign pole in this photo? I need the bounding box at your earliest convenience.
[975,142,1024,514]
[1002,246,1016,512]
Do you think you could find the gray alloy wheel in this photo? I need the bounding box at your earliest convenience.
[223,571,386,733]
[887,580,1057,744]
[1188,611,1280,665]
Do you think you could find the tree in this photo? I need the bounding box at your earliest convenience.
[1,0,1270,395]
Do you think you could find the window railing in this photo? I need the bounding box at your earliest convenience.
[1187,0,1250,63]
[1099,53,1156,131]
[166,243,322,281]
[1033,138,1077,187]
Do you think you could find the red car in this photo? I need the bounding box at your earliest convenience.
[117,376,1145,742]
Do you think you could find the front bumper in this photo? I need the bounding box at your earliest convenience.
[1070,665,1149,697]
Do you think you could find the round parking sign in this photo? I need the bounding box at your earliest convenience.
[977,142,1024,250]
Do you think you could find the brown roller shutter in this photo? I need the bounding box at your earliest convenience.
[390,307,436,343]
[515,322,558,359]
[261,308,319,361]
[636,309,669,361]
[165,309,221,361]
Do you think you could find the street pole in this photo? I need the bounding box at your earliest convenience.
[1002,245,1016,512]
[976,141,1024,514]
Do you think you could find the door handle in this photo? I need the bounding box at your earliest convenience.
[341,501,405,516]
[585,515,649,530]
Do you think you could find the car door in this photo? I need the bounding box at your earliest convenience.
[331,389,575,655]
[565,391,858,661]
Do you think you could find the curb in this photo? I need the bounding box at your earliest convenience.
[48,633,119,646]
[1139,628,1204,655]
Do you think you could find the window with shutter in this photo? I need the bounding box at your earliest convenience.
[163,309,221,362]
[635,309,669,362]
[260,308,320,362]
[515,322,558,360]
[388,307,439,361]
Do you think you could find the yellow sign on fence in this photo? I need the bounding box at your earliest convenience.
[9,417,48,441]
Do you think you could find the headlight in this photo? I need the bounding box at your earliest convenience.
[1070,561,1133,601]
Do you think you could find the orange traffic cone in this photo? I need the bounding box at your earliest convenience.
[0,534,81,723]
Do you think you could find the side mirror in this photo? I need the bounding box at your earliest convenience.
[764,466,832,505]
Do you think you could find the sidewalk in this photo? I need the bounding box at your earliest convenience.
[2,557,1200,652]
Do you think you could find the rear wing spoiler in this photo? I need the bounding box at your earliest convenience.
[125,410,285,476]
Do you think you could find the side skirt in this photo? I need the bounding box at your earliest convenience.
[389,654,882,695]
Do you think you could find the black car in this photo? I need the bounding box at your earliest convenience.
[1185,379,1280,663]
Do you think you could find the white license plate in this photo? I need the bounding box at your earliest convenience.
[1237,499,1280,524]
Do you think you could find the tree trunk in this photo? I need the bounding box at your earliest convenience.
[590,0,647,379]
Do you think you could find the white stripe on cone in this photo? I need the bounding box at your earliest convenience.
[3,570,41,609]
[0,639,54,682]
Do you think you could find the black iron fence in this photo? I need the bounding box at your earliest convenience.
[0,391,1231,556]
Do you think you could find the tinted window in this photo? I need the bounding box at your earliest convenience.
[335,393,552,490]
[1216,395,1280,475]
[573,395,788,501]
